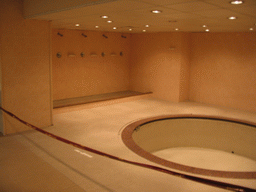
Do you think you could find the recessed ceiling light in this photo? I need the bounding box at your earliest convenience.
[142,30,146,32]
[228,16,237,20]
[145,25,149,27]
[107,20,113,23]
[75,24,80,27]
[205,29,210,32]
[95,26,99,28]
[101,15,108,18]
[202,25,207,27]
[249,28,254,31]
[129,28,132,31]
[230,0,244,5]
[151,10,162,14]
[175,28,179,31]
[113,27,117,29]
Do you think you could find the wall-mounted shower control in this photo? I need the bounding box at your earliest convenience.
[57,52,62,58]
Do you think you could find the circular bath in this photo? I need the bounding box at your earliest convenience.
[121,115,256,178]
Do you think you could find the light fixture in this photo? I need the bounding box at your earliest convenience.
[95,26,99,28]
[151,10,162,14]
[230,0,244,5]
[202,25,207,27]
[101,15,108,18]
[107,20,113,23]
[129,28,132,31]
[113,27,117,29]
[142,30,146,32]
[228,16,237,20]
[145,25,149,27]
[249,28,254,31]
[175,28,179,31]
[75,24,80,27]
[205,29,210,32]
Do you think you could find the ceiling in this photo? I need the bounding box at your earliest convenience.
[31,0,256,33]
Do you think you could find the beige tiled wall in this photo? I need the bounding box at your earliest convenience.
[129,32,190,102]
[52,29,131,100]
[189,32,256,112]
[0,0,52,134]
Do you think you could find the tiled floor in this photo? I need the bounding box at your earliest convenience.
[1,97,256,191]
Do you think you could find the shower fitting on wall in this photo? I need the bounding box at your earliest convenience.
[57,32,63,37]
[56,52,62,58]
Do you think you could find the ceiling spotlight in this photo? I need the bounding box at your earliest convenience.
[142,30,146,32]
[129,28,132,31]
[75,24,80,27]
[101,15,108,18]
[113,27,117,29]
[202,25,207,27]
[230,0,244,4]
[151,10,162,14]
[95,26,99,28]
[107,20,113,23]
[145,25,149,27]
[175,28,179,31]
[249,28,254,31]
[228,16,237,20]
[205,29,210,32]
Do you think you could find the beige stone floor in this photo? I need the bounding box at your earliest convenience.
[1,97,256,191]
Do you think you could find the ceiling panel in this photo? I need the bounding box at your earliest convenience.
[166,1,220,12]
[229,5,256,17]
[136,0,199,6]
[194,9,244,18]
[30,0,256,32]
[203,0,256,8]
